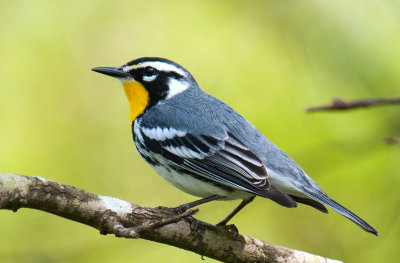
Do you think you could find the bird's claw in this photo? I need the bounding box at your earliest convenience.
[186,216,199,234]
[156,205,188,214]
[216,223,240,240]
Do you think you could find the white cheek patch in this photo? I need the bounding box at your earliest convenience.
[143,75,157,82]
[166,78,189,99]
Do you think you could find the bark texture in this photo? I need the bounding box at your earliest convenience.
[0,173,342,263]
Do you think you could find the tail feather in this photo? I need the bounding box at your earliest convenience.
[303,191,378,236]
[289,195,328,213]
[260,185,298,208]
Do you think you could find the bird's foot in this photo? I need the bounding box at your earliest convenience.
[100,209,199,239]
[216,222,240,240]
[155,204,188,214]
[155,206,200,234]
[186,215,200,234]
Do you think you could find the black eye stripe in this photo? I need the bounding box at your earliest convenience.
[126,67,184,80]
[168,71,184,79]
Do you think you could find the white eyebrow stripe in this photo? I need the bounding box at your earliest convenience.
[123,61,186,76]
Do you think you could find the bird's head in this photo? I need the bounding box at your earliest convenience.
[92,57,195,123]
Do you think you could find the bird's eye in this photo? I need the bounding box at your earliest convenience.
[144,67,156,76]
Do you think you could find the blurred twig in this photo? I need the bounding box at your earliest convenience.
[0,173,341,263]
[385,137,400,146]
[306,97,400,112]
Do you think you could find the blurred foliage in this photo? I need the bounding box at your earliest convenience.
[0,0,399,262]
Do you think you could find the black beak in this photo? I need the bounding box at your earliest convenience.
[91,67,129,78]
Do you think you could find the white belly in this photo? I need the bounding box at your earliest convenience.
[151,164,253,200]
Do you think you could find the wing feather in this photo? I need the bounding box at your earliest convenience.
[142,127,270,194]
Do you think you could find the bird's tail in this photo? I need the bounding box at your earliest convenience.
[303,191,378,236]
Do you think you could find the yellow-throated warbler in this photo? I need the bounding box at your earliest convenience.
[92,57,377,235]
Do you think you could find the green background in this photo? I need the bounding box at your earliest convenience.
[1,0,399,262]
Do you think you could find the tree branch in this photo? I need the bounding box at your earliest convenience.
[0,173,341,263]
[385,137,400,146]
[306,97,400,112]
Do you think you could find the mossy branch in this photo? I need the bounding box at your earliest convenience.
[0,173,341,263]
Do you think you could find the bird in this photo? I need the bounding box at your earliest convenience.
[92,57,378,236]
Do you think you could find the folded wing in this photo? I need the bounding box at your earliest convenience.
[141,127,297,207]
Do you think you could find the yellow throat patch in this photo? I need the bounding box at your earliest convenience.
[122,80,149,123]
